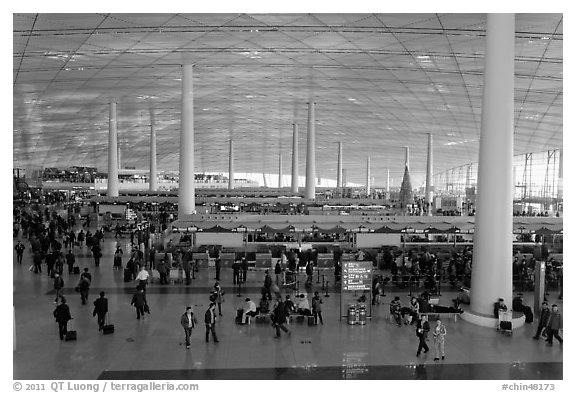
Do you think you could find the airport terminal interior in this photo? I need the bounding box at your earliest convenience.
[13,13,563,381]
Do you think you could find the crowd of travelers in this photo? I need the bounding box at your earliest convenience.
[14,199,563,355]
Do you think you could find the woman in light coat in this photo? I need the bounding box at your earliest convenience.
[432,318,447,361]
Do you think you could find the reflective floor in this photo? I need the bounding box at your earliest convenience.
[13,233,563,380]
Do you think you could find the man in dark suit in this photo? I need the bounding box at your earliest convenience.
[533,301,551,340]
[93,291,108,331]
[180,306,197,349]
[416,314,430,356]
[53,297,72,340]
[204,303,219,343]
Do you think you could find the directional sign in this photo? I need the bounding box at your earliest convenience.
[342,261,372,291]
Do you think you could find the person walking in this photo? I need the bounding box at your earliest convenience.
[148,246,156,270]
[263,270,273,300]
[214,257,221,281]
[271,299,291,338]
[545,304,563,346]
[432,319,447,361]
[53,273,64,303]
[113,247,123,270]
[274,260,282,286]
[65,250,76,274]
[15,240,25,264]
[135,266,150,291]
[182,253,192,285]
[212,282,224,316]
[232,259,241,285]
[78,268,92,305]
[204,303,219,343]
[93,291,108,331]
[180,306,198,349]
[241,257,248,283]
[415,314,430,357]
[157,259,169,285]
[533,302,551,340]
[53,297,72,340]
[77,230,85,249]
[312,291,324,325]
[130,286,147,320]
[91,242,102,267]
[305,261,314,286]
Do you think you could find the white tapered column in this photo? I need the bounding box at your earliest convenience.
[425,133,434,216]
[278,154,283,188]
[149,110,157,191]
[337,142,343,188]
[557,150,562,200]
[178,64,195,215]
[366,156,371,196]
[305,102,316,199]
[386,168,390,192]
[291,124,299,193]
[228,139,234,190]
[468,14,515,319]
[107,102,119,197]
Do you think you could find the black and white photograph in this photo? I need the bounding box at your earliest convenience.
[9,2,568,388]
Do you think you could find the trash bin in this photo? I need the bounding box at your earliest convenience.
[358,304,367,325]
[347,304,357,325]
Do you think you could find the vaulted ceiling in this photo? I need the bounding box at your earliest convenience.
[13,13,563,186]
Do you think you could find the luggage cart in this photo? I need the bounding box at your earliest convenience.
[283,270,297,290]
[497,310,513,335]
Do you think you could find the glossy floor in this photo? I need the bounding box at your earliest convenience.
[13,234,563,380]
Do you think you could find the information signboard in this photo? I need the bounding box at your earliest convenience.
[342,261,372,291]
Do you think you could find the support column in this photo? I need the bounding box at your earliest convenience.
[305,102,316,199]
[425,133,434,216]
[557,150,563,200]
[366,156,371,197]
[291,124,299,193]
[228,139,234,190]
[117,145,121,170]
[386,168,390,192]
[337,141,343,188]
[278,154,283,188]
[107,102,119,197]
[467,14,515,323]
[149,110,158,191]
[178,64,195,215]
[342,169,347,188]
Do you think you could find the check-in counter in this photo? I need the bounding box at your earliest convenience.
[220,252,236,268]
[193,252,209,268]
[255,253,272,269]
[317,253,333,268]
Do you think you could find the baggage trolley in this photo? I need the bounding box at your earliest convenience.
[497,310,513,335]
[283,270,297,290]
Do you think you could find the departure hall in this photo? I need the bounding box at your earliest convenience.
[12,11,565,383]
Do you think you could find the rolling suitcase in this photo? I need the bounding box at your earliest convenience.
[235,309,244,324]
[73,266,80,275]
[307,316,316,326]
[499,321,512,331]
[103,316,115,335]
[65,320,77,341]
